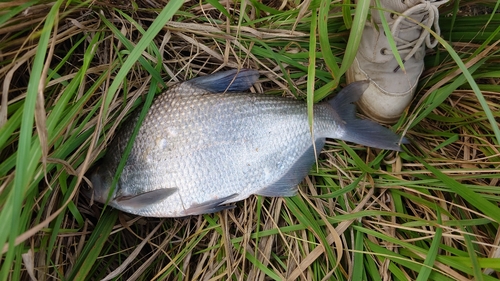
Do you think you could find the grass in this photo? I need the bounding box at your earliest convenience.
[1,0,500,280]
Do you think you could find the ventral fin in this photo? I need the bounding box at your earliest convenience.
[187,69,259,93]
[115,188,178,209]
[182,193,238,216]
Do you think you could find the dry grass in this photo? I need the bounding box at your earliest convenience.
[1,0,500,280]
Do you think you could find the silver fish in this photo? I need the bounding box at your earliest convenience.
[89,69,405,217]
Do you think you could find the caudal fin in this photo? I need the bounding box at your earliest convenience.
[330,81,408,151]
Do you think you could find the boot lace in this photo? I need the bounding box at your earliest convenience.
[382,0,448,72]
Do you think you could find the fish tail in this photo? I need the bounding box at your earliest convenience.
[329,81,408,151]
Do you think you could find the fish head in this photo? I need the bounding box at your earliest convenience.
[87,165,116,204]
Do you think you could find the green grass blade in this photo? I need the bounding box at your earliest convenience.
[67,210,118,280]
[430,30,500,144]
[0,1,63,280]
[351,223,364,281]
[318,0,340,79]
[374,0,405,72]
[100,0,184,118]
[98,13,165,89]
[206,0,231,18]
[286,196,337,273]
[307,7,317,133]
[104,73,159,207]
[416,157,500,224]
[342,0,353,29]
[410,59,484,127]
[461,223,484,281]
[415,207,442,281]
[0,1,38,26]
[338,0,369,75]
[96,0,184,205]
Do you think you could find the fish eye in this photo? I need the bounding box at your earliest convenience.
[80,177,94,198]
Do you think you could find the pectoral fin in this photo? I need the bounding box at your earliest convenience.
[187,69,259,93]
[115,188,178,209]
[182,193,238,216]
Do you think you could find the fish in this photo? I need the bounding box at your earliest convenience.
[88,69,406,217]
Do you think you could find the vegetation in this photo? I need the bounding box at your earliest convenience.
[0,0,499,280]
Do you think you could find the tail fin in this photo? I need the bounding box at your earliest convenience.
[188,69,260,93]
[330,81,408,151]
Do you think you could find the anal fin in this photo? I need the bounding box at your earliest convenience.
[256,139,325,197]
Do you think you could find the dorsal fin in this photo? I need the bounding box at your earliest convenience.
[187,69,259,93]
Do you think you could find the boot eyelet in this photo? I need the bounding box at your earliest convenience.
[380,48,387,55]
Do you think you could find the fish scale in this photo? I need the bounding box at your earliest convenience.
[89,69,406,217]
[126,96,312,216]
